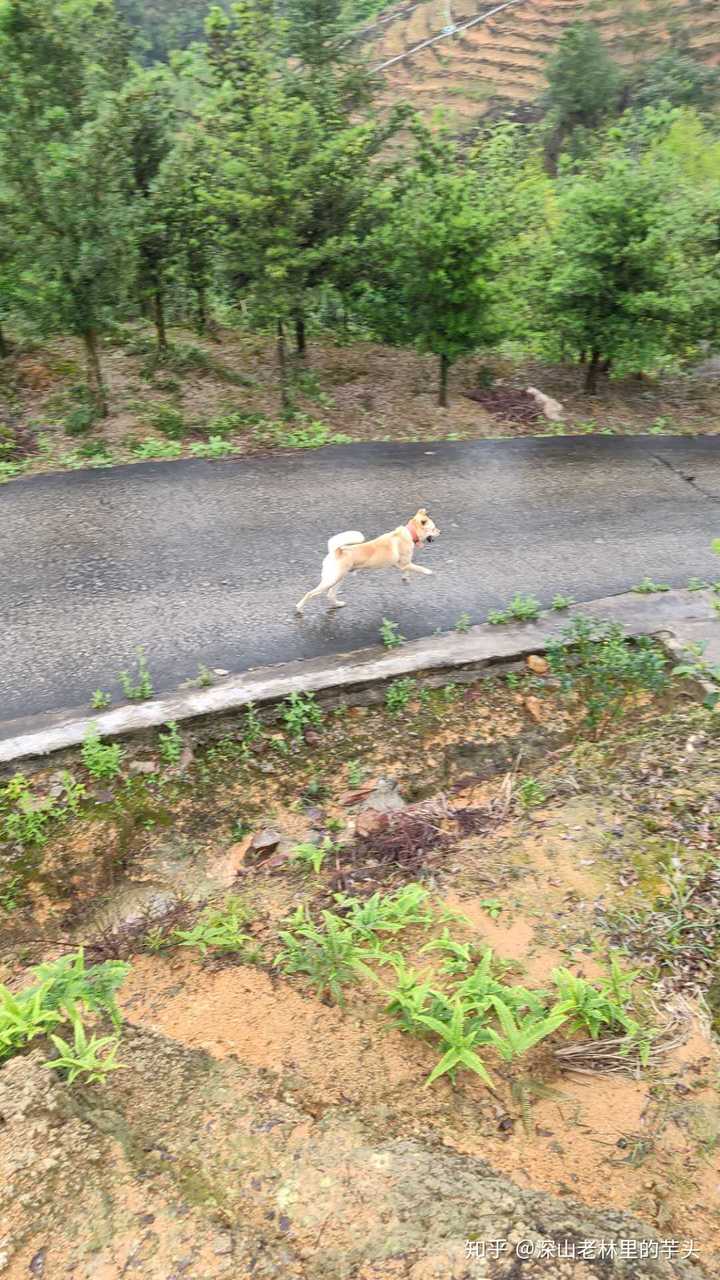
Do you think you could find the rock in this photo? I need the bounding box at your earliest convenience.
[526,654,548,675]
[526,385,565,421]
[524,695,544,722]
[250,828,283,853]
[129,760,158,776]
[356,779,405,816]
[29,1248,45,1276]
[355,810,390,838]
[177,746,194,772]
[338,780,378,807]
[213,668,230,676]
[211,1233,233,1256]
[303,730,322,746]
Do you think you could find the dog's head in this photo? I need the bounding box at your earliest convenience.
[410,508,440,544]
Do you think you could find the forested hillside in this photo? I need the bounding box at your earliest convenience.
[1,0,720,482]
[115,0,229,61]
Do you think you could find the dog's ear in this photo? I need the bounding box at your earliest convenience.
[417,508,427,517]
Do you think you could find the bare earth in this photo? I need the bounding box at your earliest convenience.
[1,667,718,1278]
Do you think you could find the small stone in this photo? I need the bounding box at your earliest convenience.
[250,828,283,853]
[524,695,544,723]
[129,760,158,775]
[526,654,548,675]
[355,810,389,838]
[213,668,230,676]
[212,1234,233,1257]
[29,1250,45,1276]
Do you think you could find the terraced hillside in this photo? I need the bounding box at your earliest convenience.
[359,0,720,123]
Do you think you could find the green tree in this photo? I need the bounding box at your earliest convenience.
[629,49,720,112]
[536,151,705,392]
[0,0,135,414]
[208,0,405,401]
[543,23,624,168]
[155,131,219,336]
[361,166,503,407]
[117,69,179,351]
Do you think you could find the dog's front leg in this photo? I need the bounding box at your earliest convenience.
[403,561,434,578]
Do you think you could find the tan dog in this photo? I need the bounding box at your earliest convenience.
[295,509,440,614]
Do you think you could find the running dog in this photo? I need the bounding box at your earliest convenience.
[295,509,440,614]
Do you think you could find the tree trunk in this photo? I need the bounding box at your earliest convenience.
[601,357,612,375]
[294,313,307,362]
[83,328,108,418]
[438,354,450,408]
[194,283,207,336]
[153,285,168,353]
[277,319,291,413]
[0,323,8,358]
[584,349,601,396]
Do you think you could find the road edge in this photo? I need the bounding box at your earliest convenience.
[1,588,716,766]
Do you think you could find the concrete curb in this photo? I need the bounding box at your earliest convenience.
[1,589,717,767]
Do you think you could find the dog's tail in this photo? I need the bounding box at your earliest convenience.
[327,530,364,554]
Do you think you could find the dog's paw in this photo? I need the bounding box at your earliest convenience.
[329,600,347,609]
[295,604,304,615]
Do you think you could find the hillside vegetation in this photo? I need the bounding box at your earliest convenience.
[1,0,720,484]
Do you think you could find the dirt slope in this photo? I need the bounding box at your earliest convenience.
[359,0,720,123]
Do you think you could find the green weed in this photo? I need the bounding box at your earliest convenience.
[333,884,433,941]
[144,403,187,440]
[44,1016,123,1084]
[131,438,182,460]
[0,983,62,1061]
[416,997,495,1089]
[91,689,111,710]
[275,908,373,1005]
[545,615,667,736]
[0,772,85,848]
[282,691,323,739]
[189,436,240,458]
[487,594,541,625]
[455,612,472,633]
[292,838,334,874]
[82,726,124,781]
[484,997,567,1062]
[346,758,365,787]
[551,594,575,611]
[173,896,258,959]
[632,577,671,594]
[119,647,153,700]
[551,958,644,1049]
[28,950,130,1030]
[158,721,183,765]
[380,618,404,649]
[385,677,416,714]
[515,777,547,810]
[266,417,351,449]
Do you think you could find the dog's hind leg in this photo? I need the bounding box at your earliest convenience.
[296,554,345,614]
[326,584,347,609]
[295,582,328,614]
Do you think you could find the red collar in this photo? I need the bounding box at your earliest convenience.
[407,520,420,545]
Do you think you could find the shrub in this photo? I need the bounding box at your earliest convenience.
[144,403,186,440]
[545,615,667,735]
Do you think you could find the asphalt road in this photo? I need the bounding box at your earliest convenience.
[2,436,720,726]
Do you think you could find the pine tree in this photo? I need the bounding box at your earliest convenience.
[360,165,503,407]
[0,0,136,415]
